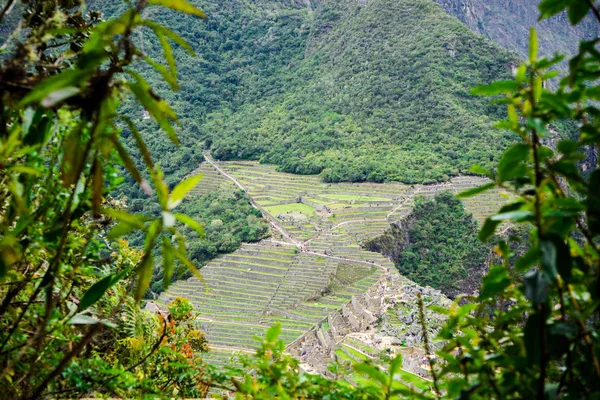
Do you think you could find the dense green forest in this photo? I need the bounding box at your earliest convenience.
[397,192,489,296]
[366,192,490,297]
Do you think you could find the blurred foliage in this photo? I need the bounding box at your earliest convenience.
[0,0,212,397]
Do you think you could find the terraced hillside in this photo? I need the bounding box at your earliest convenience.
[158,157,507,372]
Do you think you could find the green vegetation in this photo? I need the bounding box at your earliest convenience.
[206,0,519,184]
[149,189,270,294]
[2,0,600,398]
[397,191,490,296]
[91,0,518,186]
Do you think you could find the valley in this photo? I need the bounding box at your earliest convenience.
[157,155,508,385]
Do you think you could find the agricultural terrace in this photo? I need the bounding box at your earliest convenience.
[221,161,509,244]
[159,159,509,366]
[158,241,385,359]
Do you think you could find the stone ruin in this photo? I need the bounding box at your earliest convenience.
[286,270,451,378]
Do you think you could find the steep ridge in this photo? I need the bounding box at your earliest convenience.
[433,0,599,61]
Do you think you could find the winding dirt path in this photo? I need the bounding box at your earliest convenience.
[203,152,301,247]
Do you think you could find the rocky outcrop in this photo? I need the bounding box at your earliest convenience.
[287,270,451,377]
[433,0,598,63]
[363,216,415,263]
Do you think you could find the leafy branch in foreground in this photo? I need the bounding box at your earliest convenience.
[0,0,208,397]
[434,2,600,397]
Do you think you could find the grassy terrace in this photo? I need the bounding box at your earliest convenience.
[159,161,507,366]
[158,239,384,361]
[189,162,236,196]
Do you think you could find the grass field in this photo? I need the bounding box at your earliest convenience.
[265,203,316,217]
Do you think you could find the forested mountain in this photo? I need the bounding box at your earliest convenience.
[92,0,520,188]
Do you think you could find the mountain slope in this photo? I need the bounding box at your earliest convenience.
[205,0,519,183]
[433,0,598,61]
[89,0,520,190]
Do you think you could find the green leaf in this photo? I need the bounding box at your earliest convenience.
[173,248,203,281]
[103,209,145,229]
[136,254,154,300]
[126,71,179,145]
[20,69,95,106]
[479,218,500,242]
[478,265,511,300]
[145,219,162,252]
[119,116,155,171]
[144,56,179,90]
[490,210,534,222]
[162,238,175,290]
[469,164,492,177]
[388,355,403,377]
[515,247,540,272]
[515,64,527,83]
[174,213,205,237]
[79,270,128,311]
[524,311,544,366]
[111,136,143,185]
[141,20,194,55]
[41,87,81,108]
[457,182,495,198]
[266,323,281,342]
[148,0,206,18]
[498,143,530,182]
[22,108,53,147]
[539,0,569,20]
[540,235,572,282]
[354,363,388,386]
[523,270,548,305]
[540,92,572,117]
[470,80,518,96]
[168,174,203,210]
[107,222,139,240]
[92,157,104,219]
[567,2,590,25]
[529,27,538,64]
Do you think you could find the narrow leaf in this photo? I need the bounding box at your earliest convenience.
[168,174,203,209]
[42,87,81,108]
[103,208,145,229]
[148,0,206,18]
[111,136,143,184]
[92,157,104,219]
[470,80,518,96]
[529,27,538,64]
[457,182,495,198]
[107,222,139,240]
[136,254,154,300]
[174,213,205,237]
[162,238,175,290]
